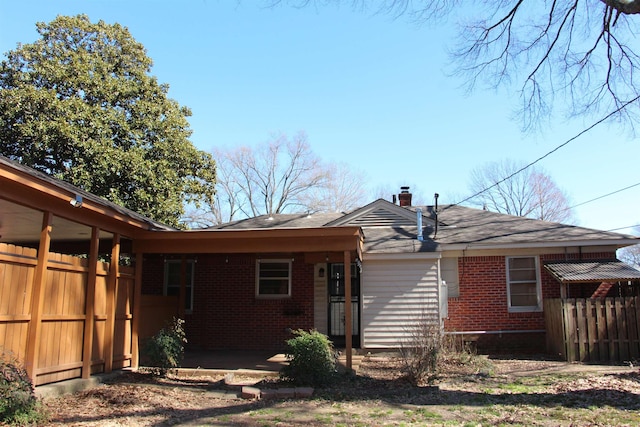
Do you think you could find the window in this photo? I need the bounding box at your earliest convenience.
[441,257,460,298]
[506,256,542,312]
[164,259,194,312]
[256,260,291,297]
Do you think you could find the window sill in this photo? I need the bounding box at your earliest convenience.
[255,294,291,300]
[508,307,543,314]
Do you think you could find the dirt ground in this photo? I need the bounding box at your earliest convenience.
[39,354,640,426]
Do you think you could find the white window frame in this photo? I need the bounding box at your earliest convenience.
[256,259,292,298]
[164,259,195,313]
[506,256,542,312]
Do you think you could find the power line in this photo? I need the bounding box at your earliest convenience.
[452,94,640,208]
[606,225,639,233]
[568,181,640,210]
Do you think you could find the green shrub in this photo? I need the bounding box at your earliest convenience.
[0,350,47,425]
[143,317,187,376]
[281,329,336,386]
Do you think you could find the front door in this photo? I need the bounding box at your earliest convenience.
[328,263,360,348]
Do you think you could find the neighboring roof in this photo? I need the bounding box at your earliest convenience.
[544,261,640,283]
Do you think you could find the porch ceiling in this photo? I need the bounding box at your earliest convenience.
[544,260,640,283]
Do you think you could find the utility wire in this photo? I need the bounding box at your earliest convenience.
[568,181,640,210]
[451,94,640,208]
[606,225,639,233]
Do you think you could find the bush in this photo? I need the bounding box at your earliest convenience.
[398,315,442,386]
[143,317,187,376]
[280,329,337,386]
[0,350,47,425]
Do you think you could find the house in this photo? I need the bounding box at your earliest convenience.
[1,155,639,386]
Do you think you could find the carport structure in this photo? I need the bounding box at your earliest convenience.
[0,155,363,385]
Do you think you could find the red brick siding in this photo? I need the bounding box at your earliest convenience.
[142,253,315,351]
[445,251,617,333]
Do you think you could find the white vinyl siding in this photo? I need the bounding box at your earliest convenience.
[440,257,459,298]
[361,258,440,349]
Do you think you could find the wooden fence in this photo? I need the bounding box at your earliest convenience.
[0,242,135,385]
[544,297,640,363]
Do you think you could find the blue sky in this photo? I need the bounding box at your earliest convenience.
[1,0,638,234]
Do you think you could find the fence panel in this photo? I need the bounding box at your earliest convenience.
[0,243,37,360]
[0,242,136,386]
[545,297,640,363]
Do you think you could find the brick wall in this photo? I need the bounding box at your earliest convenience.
[142,253,315,351]
[444,251,617,352]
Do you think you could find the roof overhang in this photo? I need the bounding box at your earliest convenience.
[133,227,364,257]
[544,260,640,284]
[0,157,173,241]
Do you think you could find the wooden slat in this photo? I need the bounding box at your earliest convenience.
[576,299,588,362]
[616,298,629,361]
[586,299,598,362]
[626,297,639,360]
[595,299,608,362]
[564,299,577,362]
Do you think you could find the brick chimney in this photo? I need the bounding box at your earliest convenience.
[398,186,412,207]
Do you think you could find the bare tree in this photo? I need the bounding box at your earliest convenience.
[467,159,575,223]
[183,132,370,227]
[298,161,370,213]
[273,1,640,131]
[619,226,640,267]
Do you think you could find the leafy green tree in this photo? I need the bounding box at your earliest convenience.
[0,15,215,227]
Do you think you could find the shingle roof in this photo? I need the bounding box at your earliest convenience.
[422,204,634,246]
[208,199,639,254]
[210,212,343,229]
[544,261,640,283]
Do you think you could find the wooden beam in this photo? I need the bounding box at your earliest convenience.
[133,227,364,255]
[25,211,52,382]
[81,226,100,379]
[344,250,353,372]
[104,234,120,373]
[130,252,143,369]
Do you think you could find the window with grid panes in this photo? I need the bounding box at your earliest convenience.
[506,256,542,312]
[256,260,291,297]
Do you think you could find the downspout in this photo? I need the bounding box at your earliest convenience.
[416,208,423,241]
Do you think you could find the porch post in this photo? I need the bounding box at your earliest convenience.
[131,252,143,369]
[178,255,186,319]
[104,233,120,373]
[81,226,100,378]
[25,211,52,383]
[343,250,353,372]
